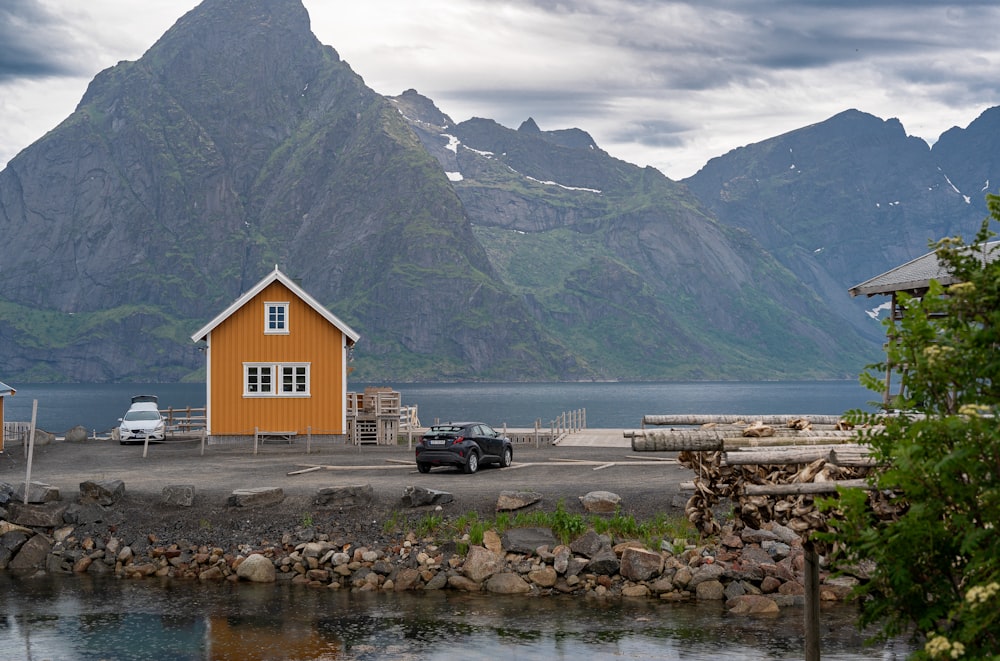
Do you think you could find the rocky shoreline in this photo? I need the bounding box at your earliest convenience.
[1,478,858,616]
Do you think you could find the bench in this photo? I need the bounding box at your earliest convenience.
[255,430,297,444]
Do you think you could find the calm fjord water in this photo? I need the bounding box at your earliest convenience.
[4,381,875,434]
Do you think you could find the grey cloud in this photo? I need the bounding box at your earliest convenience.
[0,0,92,81]
[610,118,691,149]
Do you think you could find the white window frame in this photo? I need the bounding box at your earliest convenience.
[244,364,274,395]
[279,363,310,395]
[264,301,289,334]
[244,362,310,397]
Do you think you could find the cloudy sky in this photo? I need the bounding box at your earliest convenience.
[2,0,999,178]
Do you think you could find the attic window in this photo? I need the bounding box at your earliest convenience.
[265,302,289,334]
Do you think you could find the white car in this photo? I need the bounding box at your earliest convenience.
[118,395,165,444]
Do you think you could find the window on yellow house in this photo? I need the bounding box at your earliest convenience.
[264,302,289,334]
[244,363,309,396]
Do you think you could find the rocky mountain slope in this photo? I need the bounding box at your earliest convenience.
[683,110,989,341]
[2,0,989,383]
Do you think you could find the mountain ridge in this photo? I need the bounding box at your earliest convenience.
[1,0,991,383]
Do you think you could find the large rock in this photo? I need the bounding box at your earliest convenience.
[63,502,120,526]
[7,501,69,527]
[314,484,373,508]
[501,527,557,555]
[64,426,90,443]
[79,479,125,505]
[496,490,542,511]
[0,530,32,570]
[15,481,60,504]
[587,548,620,576]
[486,573,531,594]
[236,553,276,583]
[26,429,56,446]
[620,547,664,581]
[696,580,727,600]
[400,486,453,507]
[162,485,195,507]
[227,487,284,507]
[579,491,621,513]
[463,546,503,583]
[7,534,52,571]
[728,594,781,615]
[569,530,611,558]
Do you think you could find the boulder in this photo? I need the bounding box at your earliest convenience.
[314,484,373,508]
[79,479,125,505]
[552,545,571,574]
[463,546,503,583]
[227,487,284,507]
[501,527,557,555]
[15,481,60,504]
[0,482,14,506]
[569,530,610,558]
[620,547,664,581]
[7,534,52,572]
[7,501,69,527]
[727,594,781,615]
[447,575,480,592]
[63,501,122,527]
[482,529,502,554]
[64,426,90,443]
[394,568,421,591]
[400,486,453,507]
[162,485,196,507]
[28,429,56,446]
[236,553,276,583]
[587,548,620,576]
[696,580,727,600]
[688,562,725,587]
[528,566,557,587]
[579,491,621,513]
[496,490,542,511]
[486,573,531,594]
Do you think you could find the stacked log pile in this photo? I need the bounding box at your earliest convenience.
[628,415,893,538]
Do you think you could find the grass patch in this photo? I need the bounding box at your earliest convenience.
[410,500,693,548]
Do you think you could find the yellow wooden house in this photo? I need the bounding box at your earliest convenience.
[0,380,14,452]
[190,267,360,438]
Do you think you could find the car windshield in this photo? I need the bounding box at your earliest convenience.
[124,410,159,422]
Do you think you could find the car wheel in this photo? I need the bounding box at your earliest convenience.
[464,452,479,474]
[417,462,431,474]
[501,447,513,468]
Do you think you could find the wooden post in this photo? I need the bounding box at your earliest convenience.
[23,400,38,505]
[804,539,821,661]
[534,419,540,448]
[306,426,312,454]
[200,428,206,456]
[254,426,259,455]
[142,433,150,458]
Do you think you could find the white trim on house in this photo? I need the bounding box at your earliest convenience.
[190,266,360,344]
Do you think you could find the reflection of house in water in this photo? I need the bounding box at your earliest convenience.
[207,615,340,659]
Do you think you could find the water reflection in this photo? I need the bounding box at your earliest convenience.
[0,573,912,660]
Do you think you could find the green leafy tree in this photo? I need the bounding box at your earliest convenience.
[822,195,1000,660]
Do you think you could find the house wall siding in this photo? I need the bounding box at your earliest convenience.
[207,282,347,435]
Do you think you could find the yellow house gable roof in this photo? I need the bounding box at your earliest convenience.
[190,266,360,344]
[0,380,14,397]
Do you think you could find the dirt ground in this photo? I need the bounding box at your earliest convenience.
[1,437,695,552]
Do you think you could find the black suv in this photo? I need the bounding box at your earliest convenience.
[415,422,513,474]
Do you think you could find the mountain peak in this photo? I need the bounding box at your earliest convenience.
[518,117,541,133]
[391,89,454,128]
